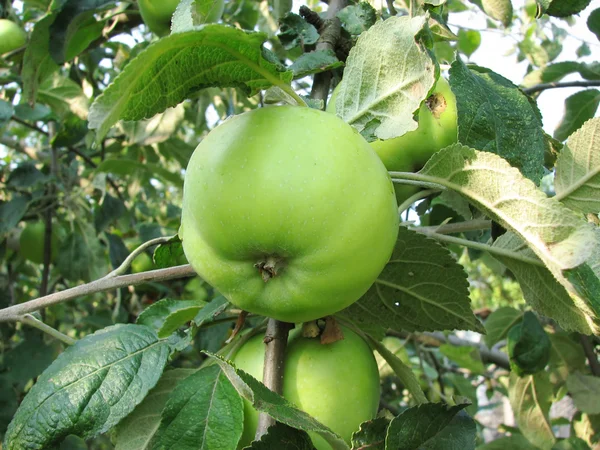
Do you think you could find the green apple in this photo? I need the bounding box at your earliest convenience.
[0,19,26,55]
[232,326,381,449]
[131,251,154,273]
[327,77,458,204]
[180,106,398,323]
[138,0,225,36]
[19,222,59,265]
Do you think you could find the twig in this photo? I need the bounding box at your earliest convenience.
[523,80,600,95]
[20,314,76,346]
[0,265,196,323]
[106,236,173,278]
[414,219,492,235]
[397,188,439,214]
[40,122,58,297]
[255,319,293,439]
[422,331,510,370]
[305,0,347,104]
[414,228,545,267]
[580,335,600,377]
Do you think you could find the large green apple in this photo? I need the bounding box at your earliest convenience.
[327,77,458,204]
[0,19,26,55]
[180,106,398,323]
[19,221,59,265]
[138,0,225,36]
[232,326,381,449]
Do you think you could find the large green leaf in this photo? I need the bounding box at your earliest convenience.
[450,58,546,183]
[508,372,555,450]
[554,90,600,142]
[555,118,600,214]
[89,25,293,140]
[385,403,470,449]
[114,369,196,450]
[3,324,171,450]
[411,146,600,331]
[153,365,244,450]
[208,353,349,450]
[334,15,436,141]
[339,227,483,338]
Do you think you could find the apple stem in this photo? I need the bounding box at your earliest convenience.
[255,319,293,440]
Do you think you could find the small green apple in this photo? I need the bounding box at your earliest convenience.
[138,0,225,36]
[19,222,59,265]
[232,326,381,449]
[131,251,154,273]
[0,19,26,55]
[327,77,458,205]
[180,106,398,323]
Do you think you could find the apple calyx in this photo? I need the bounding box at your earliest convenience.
[426,91,447,119]
[255,255,286,282]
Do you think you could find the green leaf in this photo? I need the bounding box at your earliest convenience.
[457,29,481,57]
[21,14,60,104]
[555,118,600,214]
[548,333,586,387]
[3,324,171,450]
[94,193,126,233]
[114,369,196,450]
[552,437,593,450]
[421,410,477,450]
[508,372,555,450]
[153,365,244,450]
[95,159,183,188]
[450,58,545,183]
[48,0,113,63]
[419,146,600,333]
[577,43,592,57]
[171,0,226,32]
[153,236,187,268]
[554,90,600,142]
[289,50,344,79]
[137,298,207,338]
[0,99,14,126]
[567,373,600,415]
[246,422,316,449]
[0,196,29,235]
[193,295,230,327]
[484,306,523,348]
[385,403,470,449]
[88,25,293,140]
[351,418,388,450]
[482,0,513,26]
[440,344,485,374]
[278,13,320,50]
[546,0,592,17]
[444,374,478,416]
[368,335,428,404]
[522,62,600,88]
[339,227,483,338]
[57,223,107,282]
[337,3,377,35]
[572,413,600,448]
[491,233,598,335]
[588,9,600,40]
[507,311,551,375]
[334,15,436,141]
[207,353,350,450]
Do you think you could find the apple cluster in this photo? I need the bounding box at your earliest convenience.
[179,78,457,448]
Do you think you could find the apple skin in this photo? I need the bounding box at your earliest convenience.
[180,106,398,323]
[327,77,458,204]
[232,327,381,449]
[0,19,26,55]
[138,0,225,36]
[19,222,59,265]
